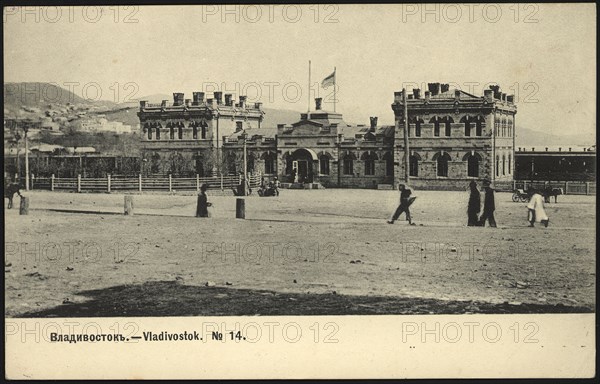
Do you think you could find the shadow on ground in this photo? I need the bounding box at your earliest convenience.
[15,281,593,317]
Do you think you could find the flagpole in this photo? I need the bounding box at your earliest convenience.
[308,60,311,114]
[333,67,336,112]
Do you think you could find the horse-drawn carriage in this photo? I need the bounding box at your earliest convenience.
[512,186,563,203]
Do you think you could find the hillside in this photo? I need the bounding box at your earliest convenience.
[516,126,595,147]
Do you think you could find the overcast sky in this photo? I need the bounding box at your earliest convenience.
[4,4,596,139]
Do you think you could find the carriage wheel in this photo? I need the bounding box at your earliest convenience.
[520,196,529,203]
[512,193,520,202]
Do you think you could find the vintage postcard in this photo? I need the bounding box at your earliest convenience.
[4,3,596,379]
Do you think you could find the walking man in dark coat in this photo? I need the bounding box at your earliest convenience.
[478,179,496,227]
[196,184,212,217]
[467,180,481,226]
[387,183,416,225]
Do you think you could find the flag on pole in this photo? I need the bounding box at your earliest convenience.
[321,70,335,88]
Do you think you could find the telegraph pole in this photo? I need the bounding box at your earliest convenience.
[24,126,30,191]
[402,88,410,183]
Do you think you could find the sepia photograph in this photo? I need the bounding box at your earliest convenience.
[4,2,596,379]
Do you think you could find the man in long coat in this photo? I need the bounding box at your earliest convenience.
[478,179,496,227]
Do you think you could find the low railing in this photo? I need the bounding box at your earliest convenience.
[18,173,263,193]
[494,180,595,195]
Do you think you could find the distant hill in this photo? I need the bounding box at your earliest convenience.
[516,126,595,147]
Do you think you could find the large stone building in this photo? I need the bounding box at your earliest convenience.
[392,83,516,189]
[136,83,516,189]
[137,92,264,176]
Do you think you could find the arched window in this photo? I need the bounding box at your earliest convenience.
[361,152,378,176]
[409,152,421,177]
[443,117,453,137]
[201,125,207,139]
[461,116,472,137]
[178,124,183,140]
[502,154,506,175]
[319,155,330,175]
[192,125,198,140]
[463,152,482,178]
[508,153,512,174]
[433,152,451,177]
[383,152,394,176]
[147,125,152,140]
[508,119,513,137]
[475,116,483,136]
[430,117,440,137]
[155,124,161,140]
[195,157,204,177]
[169,126,175,140]
[411,117,423,137]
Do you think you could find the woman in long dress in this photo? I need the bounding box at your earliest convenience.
[196,184,212,217]
[527,188,549,227]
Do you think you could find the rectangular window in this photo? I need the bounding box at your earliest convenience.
[343,159,353,175]
[364,160,375,175]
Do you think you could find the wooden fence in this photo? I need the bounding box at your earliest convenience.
[493,180,596,195]
[21,173,264,193]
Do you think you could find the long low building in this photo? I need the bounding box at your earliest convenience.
[514,146,596,181]
[135,83,518,190]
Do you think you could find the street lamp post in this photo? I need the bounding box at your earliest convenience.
[241,130,248,195]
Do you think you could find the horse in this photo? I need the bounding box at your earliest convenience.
[4,182,22,209]
[542,187,563,203]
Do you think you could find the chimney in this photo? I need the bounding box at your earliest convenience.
[454,89,461,100]
[569,147,572,152]
[532,147,535,151]
[484,89,493,102]
[161,100,168,107]
[440,83,450,93]
[192,92,205,105]
[277,124,285,129]
[558,147,562,152]
[315,97,322,110]
[394,91,403,102]
[254,102,262,109]
[139,100,147,109]
[369,117,378,131]
[413,88,421,99]
[184,99,191,107]
[224,94,233,106]
[408,94,414,99]
[173,93,184,106]
[425,91,431,101]
[507,95,514,103]
[428,82,440,96]
[206,98,213,106]
[239,96,247,108]
[501,93,507,102]
[489,85,501,99]
[214,91,223,105]
[545,147,548,151]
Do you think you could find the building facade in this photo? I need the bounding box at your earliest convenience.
[137,92,264,176]
[136,84,517,189]
[392,83,517,189]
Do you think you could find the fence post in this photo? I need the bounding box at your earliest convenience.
[139,174,142,192]
[523,180,527,191]
[51,174,55,191]
[107,174,111,193]
[564,181,568,195]
[124,195,134,216]
[15,173,18,183]
[19,196,29,215]
[169,174,172,192]
[236,198,245,219]
[77,174,81,193]
[196,174,200,192]
[221,174,224,191]
[586,182,590,195]
[31,173,34,190]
